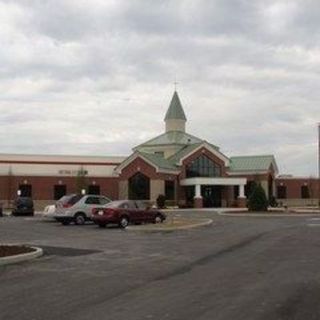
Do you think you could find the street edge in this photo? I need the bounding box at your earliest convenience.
[217,211,320,217]
[127,219,213,232]
[0,246,43,266]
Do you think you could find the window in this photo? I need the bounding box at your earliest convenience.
[129,172,150,200]
[88,185,100,195]
[155,151,164,157]
[277,186,287,199]
[234,186,239,200]
[85,196,101,205]
[99,197,111,205]
[301,185,310,199]
[186,155,221,178]
[245,181,255,198]
[165,180,175,200]
[19,184,32,197]
[54,185,66,200]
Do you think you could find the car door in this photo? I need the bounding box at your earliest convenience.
[135,201,148,222]
[84,196,101,218]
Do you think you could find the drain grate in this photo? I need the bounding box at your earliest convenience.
[38,246,101,257]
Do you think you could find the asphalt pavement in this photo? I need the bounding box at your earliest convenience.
[1,212,320,320]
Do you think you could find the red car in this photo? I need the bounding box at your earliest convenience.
[92,200,166,228]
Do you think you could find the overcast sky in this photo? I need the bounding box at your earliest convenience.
[0,0,319,176]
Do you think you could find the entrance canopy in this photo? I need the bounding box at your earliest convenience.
[180,177,247,187]
[181,177,247,201]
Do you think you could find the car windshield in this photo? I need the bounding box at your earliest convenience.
[104,201,128,208]
[58,194,83,205]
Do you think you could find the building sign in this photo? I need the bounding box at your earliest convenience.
[58,170,88,175]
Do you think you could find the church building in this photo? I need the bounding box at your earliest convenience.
[116,91,278,208]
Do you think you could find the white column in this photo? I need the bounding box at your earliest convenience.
[238,184,246,198]
[194,184,202,198]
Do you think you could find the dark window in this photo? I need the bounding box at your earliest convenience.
[165,180,175,200]
[19,184,32,197]
[85,196,101,205]
[277,186,287,199]
[234,186,239,200]
[88,185,100,195]
[245,181,255,198]
[186,155,221,178]
[155,151,164,157]
[301,185,310,199]
[99,197,111,205]
[129,172,150,200]
[54,185,66,200]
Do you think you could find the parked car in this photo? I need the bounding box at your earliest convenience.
[12,197,34,216]
[54,194,111,225]
[91,200,166,228]
[42,204,56,219]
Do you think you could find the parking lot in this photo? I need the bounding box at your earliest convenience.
[2,212,320,320]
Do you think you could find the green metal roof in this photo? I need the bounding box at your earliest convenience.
[164,91,187,121]
[138,152,178,171]
[229,155,277,172]
[134,131,203,150]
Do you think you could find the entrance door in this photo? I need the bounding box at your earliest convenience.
[201,185,222,208]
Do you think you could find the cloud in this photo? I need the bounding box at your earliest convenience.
[0,0,319,175]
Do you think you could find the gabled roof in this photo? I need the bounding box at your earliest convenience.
[139,152,178,171]
[115,151,179,175]
[133,131,203,150]
[168,141,229,166]
[229,155,278,174]
[164,91,187,121]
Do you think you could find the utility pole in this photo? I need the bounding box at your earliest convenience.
[318,123,320,207]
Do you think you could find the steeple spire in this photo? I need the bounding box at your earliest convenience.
[164,91,187,132]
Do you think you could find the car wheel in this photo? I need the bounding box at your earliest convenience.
[154,214,163,224]
[98,223,106,228]
[74,213,86,225]
[62,220,70,226]
[119,216,129,229]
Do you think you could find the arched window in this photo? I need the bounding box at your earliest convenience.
[186,155,221,178]
[129,172,150,200]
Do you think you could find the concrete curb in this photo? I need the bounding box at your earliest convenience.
[0,246,43,266]
[218,211,320,218]
[127,219,213,232]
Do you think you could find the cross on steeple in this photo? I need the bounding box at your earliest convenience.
[174,80,178,91]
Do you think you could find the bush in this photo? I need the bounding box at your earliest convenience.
[156,194,166,209]
[248,183,268,211]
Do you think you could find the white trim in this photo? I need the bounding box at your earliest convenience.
[227,170,268,176]
[180,177,247,186]
[178,142,230,166]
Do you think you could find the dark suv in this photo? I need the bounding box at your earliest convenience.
[12,197,34,216]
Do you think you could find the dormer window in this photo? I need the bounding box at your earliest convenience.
[186,155,221,178]
[155,151,164,157]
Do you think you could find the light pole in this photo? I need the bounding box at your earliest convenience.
[318,123,320,207]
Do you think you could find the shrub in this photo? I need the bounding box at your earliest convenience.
[156,194,166,209]
[248,183,268,211]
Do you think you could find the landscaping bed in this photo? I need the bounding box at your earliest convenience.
[0,245,36,258]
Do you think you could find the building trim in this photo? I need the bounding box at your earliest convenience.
[180,177,247,186]
[0,160,121,166]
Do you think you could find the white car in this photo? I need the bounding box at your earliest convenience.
[43,204,56,219]
[54,194,111,225]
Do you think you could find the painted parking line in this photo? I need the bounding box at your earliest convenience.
[308,218,320,221]
[306,223,320,227]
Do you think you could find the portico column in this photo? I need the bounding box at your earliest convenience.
[237,184,247,208]
[194,184,203,209]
